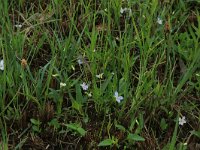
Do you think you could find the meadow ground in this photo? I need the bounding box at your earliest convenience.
[0,0,200,149]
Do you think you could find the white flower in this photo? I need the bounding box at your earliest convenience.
[120,8,125,14]
[179,116,186,126]
[80,82,89,91]
[86,92,92,97]
[120,7,132,15]
[114,91,123,103]
[60,82,66,88]
[15,24,22,28]
[77,59,83,65]
[0,59,4,70]
[96,73,103,79]
[157,17,163,25]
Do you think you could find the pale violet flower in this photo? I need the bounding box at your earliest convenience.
[179,116,186,126]
[114,91,123,103]
[77,59,83,65]
[80,82,89,91]
[60,82,66,88]
[157,17,163,25]
[0,59,4,70]
[77,55,85,65]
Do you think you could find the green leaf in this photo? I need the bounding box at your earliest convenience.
[72,100,83,115]
[32,125,40,132]
[190,130,200,138]
[48,118,60,129]
[119,77,126,94]
[65,123,86,136]
[48,88,59,102]
[30,119,41,125]
[138,113,144,130]
[127,133,145,141]
[98,139,113,147]
[76,83,83,103]
[101,75,113,93]
[169,116,179,150]
[115,124,126,132]
[160,118,168,131]
[77,127,87,136]
[66,123,78,130]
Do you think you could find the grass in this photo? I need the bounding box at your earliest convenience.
[0,0,200,149]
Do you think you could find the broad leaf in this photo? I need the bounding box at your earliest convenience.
[98,139,113,146]
[127,133,145,141]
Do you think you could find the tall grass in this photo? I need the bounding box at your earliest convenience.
[0,0,200,149]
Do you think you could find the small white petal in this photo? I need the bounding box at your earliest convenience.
[120,8,124,14]
[117,96,123,103]
[80,82,89,91]
[116,99,120,103]
[118,96,123,100]
[114,91,119,97]
[88,92,92,97]
[114,91,123,103]
[77,59,83,65]
[157,17,163,25]
[96,73,103,79]
[116,96,123,103]
[52,74,59,77]
[179,116,186,126]
[116,37,120,41]
[60,82,66,88]
[71,65,75,71]
[0,59,4,70]
[15,24,22,28]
